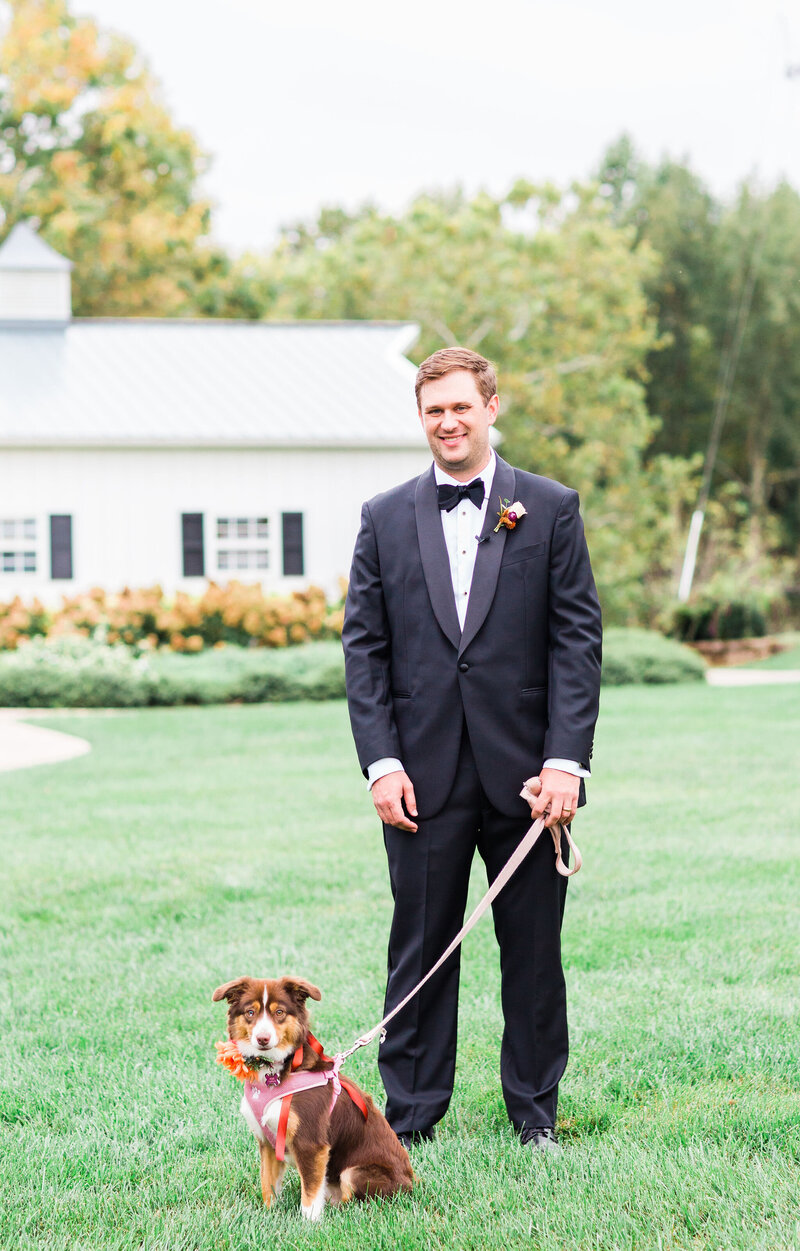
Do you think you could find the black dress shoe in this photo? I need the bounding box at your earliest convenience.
[395,1128,434,1149]
[521,1126,561,1153]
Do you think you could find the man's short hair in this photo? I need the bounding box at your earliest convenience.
[415,347,498,408]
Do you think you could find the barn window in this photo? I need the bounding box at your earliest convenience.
[0,518,38,574]
[214,516,269,573]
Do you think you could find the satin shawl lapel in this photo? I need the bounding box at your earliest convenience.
[458,456,516,657]
[414,467,462,651]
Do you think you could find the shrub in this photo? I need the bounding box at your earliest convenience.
[0,630,703,709]
[0,635,159,708]
[669,596,769,642]
[0,596,49,650]
[148,642,346,704]
[601,628,707,685]
[0,637,346,708]
[0,583,344,653]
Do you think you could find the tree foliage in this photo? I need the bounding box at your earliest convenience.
[596,136,800,568]
[0,0,222,314]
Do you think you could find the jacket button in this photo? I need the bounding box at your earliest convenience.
[459,662,469,673]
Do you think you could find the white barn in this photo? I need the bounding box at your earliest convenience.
[0,223,429,603]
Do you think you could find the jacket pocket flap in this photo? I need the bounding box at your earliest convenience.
[502,540,546,567]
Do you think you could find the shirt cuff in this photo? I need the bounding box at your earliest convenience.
[543,757,590,779]
[366,757,404,790]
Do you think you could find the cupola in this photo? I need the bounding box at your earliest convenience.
[0,221,72,325]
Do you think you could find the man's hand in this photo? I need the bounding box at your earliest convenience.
[524,768,579,828]
[371,770,419,832]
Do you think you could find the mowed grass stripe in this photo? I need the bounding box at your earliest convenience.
[1,684,798,1250]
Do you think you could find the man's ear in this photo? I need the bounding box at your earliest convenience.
[282,977,322,1006]
[212,977,251,1003]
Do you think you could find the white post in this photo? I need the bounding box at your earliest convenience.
[677,509,705,603]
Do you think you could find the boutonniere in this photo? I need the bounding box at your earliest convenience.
[494,498,527,533]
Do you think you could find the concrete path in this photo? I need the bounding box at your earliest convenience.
[0,709,92,773]
[706,668,800,686]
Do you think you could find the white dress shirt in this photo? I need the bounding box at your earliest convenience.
[367,451,588,788]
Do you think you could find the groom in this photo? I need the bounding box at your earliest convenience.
[342,347,602,1151]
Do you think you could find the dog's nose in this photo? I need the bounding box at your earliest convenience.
[255,1035,271,1049]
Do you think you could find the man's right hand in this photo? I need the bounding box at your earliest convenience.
[371,770,419,832]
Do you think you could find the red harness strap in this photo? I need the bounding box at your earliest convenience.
[274,1034,368,1162]
[274,1044,304,1160]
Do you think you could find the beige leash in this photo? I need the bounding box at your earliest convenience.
[337,794,582,1064]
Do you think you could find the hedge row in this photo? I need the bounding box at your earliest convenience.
[0,636,347,708]
[0,630,705,709]
[0,582,344,652]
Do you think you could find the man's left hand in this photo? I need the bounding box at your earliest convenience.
[525,768,579,828]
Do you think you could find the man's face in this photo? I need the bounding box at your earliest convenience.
[418,370,499,481]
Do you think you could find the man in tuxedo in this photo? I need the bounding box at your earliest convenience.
[342,347,602,1152]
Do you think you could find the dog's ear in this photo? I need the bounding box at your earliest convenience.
[212,977,251,1004]
[282,977,322,1005]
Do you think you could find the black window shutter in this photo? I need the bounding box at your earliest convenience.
[281,512,304,576]
[182,513,205,576]
[50,515,73,580]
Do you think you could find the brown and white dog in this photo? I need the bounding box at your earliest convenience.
[212,975,413,1221]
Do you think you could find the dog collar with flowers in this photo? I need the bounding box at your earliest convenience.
[215,1038,282,1084]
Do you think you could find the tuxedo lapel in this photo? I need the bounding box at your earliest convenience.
[414,467,462,651]
[458,456,516,657]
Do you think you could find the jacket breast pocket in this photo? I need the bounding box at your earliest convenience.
[501,540,546,568]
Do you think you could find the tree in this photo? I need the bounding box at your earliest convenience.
[709,182,800,554]
[596,138,800,586]
[0,0,224,314]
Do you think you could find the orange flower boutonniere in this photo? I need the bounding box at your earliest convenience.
[494,498,528,533]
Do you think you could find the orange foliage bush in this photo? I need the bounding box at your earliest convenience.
[0,582,344,652]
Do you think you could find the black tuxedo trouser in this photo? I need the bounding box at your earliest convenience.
[379,725,570,1136]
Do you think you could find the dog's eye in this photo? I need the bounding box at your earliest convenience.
[244,1008,255,1020]
[274,1007,285,1019]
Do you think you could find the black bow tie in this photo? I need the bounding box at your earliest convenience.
[437,479,485,512]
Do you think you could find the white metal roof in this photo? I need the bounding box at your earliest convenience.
[0,319,425,447]
[0,222,73,271]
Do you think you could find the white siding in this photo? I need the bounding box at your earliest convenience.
[0,445,430,603]
[0,270,71,322]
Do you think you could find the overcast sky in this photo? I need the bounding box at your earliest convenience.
[64,0,800,251]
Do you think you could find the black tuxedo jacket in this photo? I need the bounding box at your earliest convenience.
[342,454,602,819]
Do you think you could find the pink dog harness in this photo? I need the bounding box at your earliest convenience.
[242,1035,368,1161]
[244,1065,342,1154]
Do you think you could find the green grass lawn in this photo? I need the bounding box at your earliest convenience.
[2,684,799,1250]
